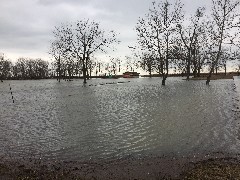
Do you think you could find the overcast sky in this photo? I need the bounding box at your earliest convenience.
[0,0,212,62]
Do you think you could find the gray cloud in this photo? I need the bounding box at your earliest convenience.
[0,0,214,61]
[37,0,92,6]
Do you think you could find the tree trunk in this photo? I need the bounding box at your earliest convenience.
[89,63,92,79]
[83,64,87,84]
[193,67,197,78]
[119,63,121,72]
[186,49,191,80]
[197,66,201,77]
[149,69,152,78]
[82,43,87,84]
[63,70,66,81]
[157,65,161,76]
[163,33,169,85]
[162,74,166,85]
[87,69,89,80]
[192,49,197,78]
[224,64,226,75]
[68,69,71,80]
[206,76,210,85]
[58,56,61,82]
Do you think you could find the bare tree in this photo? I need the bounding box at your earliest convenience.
[177,7,205,80]
[136,0,183,85]
[206,0,240,85]
[52,20,119,84]
[49,39,68,82]
[140,52,157,77]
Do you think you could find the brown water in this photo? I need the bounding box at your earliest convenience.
[0,77,240,161]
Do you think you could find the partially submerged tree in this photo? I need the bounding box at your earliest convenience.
[136,0,183,85]
[177,7,205,80]
[206,0,240,85]
[49,40,64,82]
[51,20,119,84]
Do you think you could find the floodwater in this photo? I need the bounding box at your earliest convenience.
[0,77,240,161]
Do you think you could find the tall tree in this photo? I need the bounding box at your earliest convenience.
[177,7,205,80]
[206,0,240,85]
[52,20,119,84]
[136,0,183,85]
[49,38,71,82]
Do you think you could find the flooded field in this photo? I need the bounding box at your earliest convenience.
[0,77,240,161]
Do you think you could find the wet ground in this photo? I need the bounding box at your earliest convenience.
[1,152,240,179]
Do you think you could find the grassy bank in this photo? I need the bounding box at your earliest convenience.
[182,158,240,179]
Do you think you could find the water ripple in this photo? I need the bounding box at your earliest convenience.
[0,78,240,160]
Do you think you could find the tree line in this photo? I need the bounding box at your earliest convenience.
[0,53,140,81]
[0,55,49,80]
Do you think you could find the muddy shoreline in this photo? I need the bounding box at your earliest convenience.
[1,152,240,179]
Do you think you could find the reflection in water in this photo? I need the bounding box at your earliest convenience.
[0,77,240,161]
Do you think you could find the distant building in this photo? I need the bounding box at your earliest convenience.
[123,71,140,78]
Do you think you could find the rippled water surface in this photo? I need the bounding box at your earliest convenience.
[1,77,240,161]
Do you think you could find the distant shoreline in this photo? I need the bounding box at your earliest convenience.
[189,74,235,80]
[1,72,239,81]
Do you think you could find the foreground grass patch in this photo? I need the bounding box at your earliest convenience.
[1,157,240,179]
[183,158,240,180]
